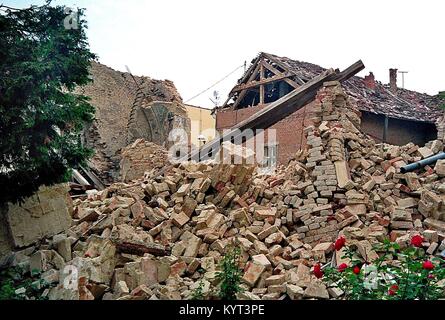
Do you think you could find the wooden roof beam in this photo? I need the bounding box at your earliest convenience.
[222,54,265,108]
[231,71,294,92]
[263,53,306,85]
[231,61,262,109]
[261,61,301,89]
[259,63,265,105]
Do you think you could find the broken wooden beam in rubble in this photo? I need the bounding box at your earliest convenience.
[185,60,365,162]
[115,241,170,256]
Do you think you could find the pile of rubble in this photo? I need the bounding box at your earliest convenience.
[119,139,169,183]
[6,81,445,300]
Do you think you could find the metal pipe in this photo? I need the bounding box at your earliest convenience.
[400,152,445,173]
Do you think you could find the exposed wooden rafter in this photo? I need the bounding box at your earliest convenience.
[259,63,265,105]
[237,54,263,85]
[222,54,263,108]
[224,52,356,112]
[261,61,301,89]
[225,52,310,110]
[262,52,307,84]
[231,60,262,109]
[231,71,294,92]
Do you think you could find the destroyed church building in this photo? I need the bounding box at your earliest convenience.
[76,61,191,185]
[215,52,445,166]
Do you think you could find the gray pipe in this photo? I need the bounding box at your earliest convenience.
[400,152,445,173]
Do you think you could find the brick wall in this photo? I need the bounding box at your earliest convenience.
[216,101,438,165]
[216,102,319,165]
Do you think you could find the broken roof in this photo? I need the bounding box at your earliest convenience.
[230,52,444,123]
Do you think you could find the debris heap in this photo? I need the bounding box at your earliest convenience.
[7,81,445,300]
[119,139,169,183]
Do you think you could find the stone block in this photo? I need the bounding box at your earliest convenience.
[6,183,72,248]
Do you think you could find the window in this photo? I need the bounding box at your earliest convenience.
[263,145,277,168]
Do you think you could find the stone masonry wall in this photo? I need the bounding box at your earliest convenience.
[5,183,73,248]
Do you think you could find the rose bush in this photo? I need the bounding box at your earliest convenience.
[314,236,445,300]
[411,235,424,248]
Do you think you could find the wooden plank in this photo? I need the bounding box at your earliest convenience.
[115,241,170,256]
[334,60,365,81]
[259,85,264,105]
[81,163,106,190]
[72,169,90,186]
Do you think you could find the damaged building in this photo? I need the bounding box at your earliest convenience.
[215,52,444,166]
[76,62,191,185]
[5,53,445,301]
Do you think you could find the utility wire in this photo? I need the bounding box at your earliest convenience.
[185,64,245,103]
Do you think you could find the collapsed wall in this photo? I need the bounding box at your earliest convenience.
[0,183,73,264]
[5,82,445,300]
[119,139,169,183]
[77,62,190,184]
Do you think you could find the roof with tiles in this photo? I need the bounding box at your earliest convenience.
[252,52,445,123]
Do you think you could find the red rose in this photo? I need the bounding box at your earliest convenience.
[388,284,398,296]
[422,260,434,270]
[338,263,348,272]
[334,236,346,251]
[313,263,323,279]
[411,235,424,248]
[353,265,361,274]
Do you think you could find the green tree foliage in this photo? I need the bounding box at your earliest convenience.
[0,2,96,205]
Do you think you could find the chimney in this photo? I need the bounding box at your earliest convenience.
[364,72,376,90]
[389,68,398,94]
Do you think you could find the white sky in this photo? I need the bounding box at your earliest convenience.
[6,0,445,109]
